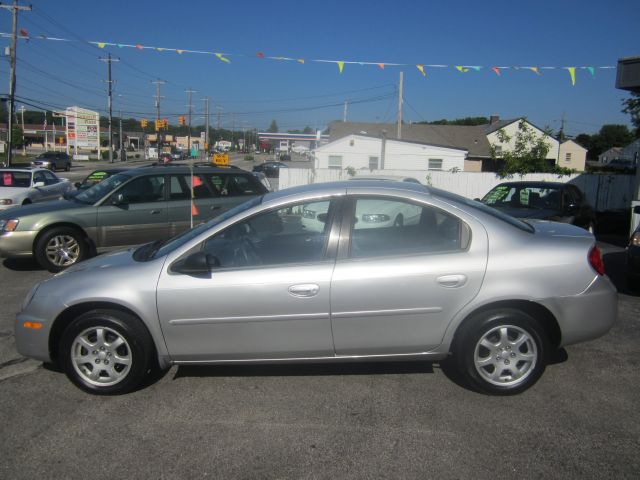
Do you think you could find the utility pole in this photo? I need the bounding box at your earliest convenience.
[119,110,123,161]
[99,53,119,163]
[18,104,25,154]
[216,106,222,131]
[202,97,209,158]
[397,71,404,140]
[1,0,31,166]
[343,100,348,122]
[186,87,196,156]
[152,79,165,157]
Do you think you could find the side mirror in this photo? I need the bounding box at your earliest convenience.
[634,205,640,215]
[33,181,45,188]
[111,193,128,206]
[566,203,579,214]
[172,251,219,276]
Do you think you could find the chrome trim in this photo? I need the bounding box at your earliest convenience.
[331,307,442,319]
[168,312,330,326]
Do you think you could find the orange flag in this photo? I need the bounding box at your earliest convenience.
[191,202,199,216]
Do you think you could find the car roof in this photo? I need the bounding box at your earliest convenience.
[494,181,569,189]
[128,164,253,175]
[0,167,43,173]
[350,175,421,183]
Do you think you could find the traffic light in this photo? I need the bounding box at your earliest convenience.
[162,119,169,129]
[140,118,148,128]
[154,119,161,131]
[179,115,186,125]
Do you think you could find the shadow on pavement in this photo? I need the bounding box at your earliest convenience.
[603,250,638,296]
[2,258,42,272]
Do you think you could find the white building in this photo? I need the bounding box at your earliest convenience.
[485,118,560,162]
[314,135,467,172]
[558,140,587,171]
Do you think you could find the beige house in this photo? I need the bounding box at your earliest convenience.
[558,140,587,172]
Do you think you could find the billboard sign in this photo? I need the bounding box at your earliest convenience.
[65,106,100,150]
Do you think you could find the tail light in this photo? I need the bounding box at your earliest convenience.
[588,246,605,276]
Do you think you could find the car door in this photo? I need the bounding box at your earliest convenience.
[156,198,341,361]
[30,171,48,202]
[330,196,488,356]
[95,174,169,247]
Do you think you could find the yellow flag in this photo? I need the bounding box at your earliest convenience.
[416,64,426,76]
[338,61,344,73]
[176,49,184,54]
[297,59,305,64]
[567,67,576,86]
[456,66,469,73]
[215,53,231,63]
[97,42,106,49]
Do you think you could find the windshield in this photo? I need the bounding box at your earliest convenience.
[136,195,264,261]
[0,171,31,188]
[74,172,133,204]
[482,184,562,211]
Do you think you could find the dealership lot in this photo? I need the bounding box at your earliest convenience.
[0,236,638,478]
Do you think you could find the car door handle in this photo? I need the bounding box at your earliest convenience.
[288,284,320,297]
[436,275,467,288]
[150,209,161,214]
[210,205,221,211]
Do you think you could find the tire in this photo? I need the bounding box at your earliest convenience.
[59,309,154,395]
[65,162,71,172]
[22,198,31,205]
[451,309,548,395]
[34,226,87,272]
[394,214,404,227]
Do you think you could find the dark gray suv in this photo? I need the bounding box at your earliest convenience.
[30,151,72,171]
[0,165,268,271]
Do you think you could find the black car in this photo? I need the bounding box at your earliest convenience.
[30,151,72,171]
[63,168,127,199]
[627,205,640,290]
[480,181,596,232]
[252,161,289,178]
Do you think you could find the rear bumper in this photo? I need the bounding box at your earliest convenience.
[627,246,640,280]
[538,275,617,347]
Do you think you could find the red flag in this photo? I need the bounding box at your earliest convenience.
[19,28,28,37]
[193,176,203,187]
[191,202,199,216]
[256,52,265,58]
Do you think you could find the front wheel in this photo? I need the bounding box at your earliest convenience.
[34,226,87,272]
[451,309,548,395]
[59,309,154,394]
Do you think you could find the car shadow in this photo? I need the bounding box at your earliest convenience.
[2,258,43,272]
[174,361,435,380]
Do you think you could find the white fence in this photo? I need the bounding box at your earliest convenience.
[279,168,636,211]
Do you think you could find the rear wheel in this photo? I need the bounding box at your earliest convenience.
[65,162,71,171]
[34,226,87,272]
[452,309,548,395]
[59,309,154,394]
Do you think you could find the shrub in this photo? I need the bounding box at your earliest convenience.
[244,155,254,161]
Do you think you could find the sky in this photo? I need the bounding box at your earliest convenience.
[1,0,638,136]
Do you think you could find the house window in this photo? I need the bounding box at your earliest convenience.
[369,156,379,170]
[494,145,503,155]
[428,159,443,171]
[565,153,572,162]
[328,155,343,170]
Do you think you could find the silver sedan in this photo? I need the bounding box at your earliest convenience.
[15,181,617,395]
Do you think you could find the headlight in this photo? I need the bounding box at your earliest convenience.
[21,282,41,310]
[0,219,19,232]
[0,199,13,205]
[362,213,390,223]
[631,232,640,247]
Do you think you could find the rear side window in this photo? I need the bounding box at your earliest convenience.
[349,197,470,259]
[207,174,265,196]
[169,174,214,200]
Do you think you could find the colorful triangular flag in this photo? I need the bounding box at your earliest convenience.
[215,53,231,63]
[567,67,576,86]
[416,64,426,76]
[337,61,345,73]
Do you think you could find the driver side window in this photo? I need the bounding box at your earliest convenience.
[201,200,333,268]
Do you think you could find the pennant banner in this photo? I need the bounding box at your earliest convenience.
[1,31,616,85]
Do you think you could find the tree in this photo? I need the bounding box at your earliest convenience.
[492,120,557,176]
[589,124,634,158]
[417,117,489,126]
[267,119,278,133]
[622,93,640,137]
[303,126,313,134]
[11,124,24,149]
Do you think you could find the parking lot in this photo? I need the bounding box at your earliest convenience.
[0,163,639,478]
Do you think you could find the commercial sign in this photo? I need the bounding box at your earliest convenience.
[65,106,100,151]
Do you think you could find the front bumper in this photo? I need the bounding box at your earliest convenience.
[0,230,37,258]
[539,275,617,347]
